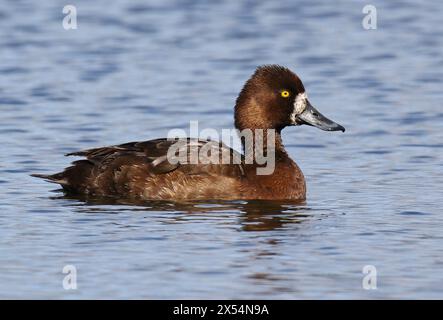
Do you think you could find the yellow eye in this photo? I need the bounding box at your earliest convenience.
[281,90,290,98]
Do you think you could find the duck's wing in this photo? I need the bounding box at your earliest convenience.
[32,138,245,194]
[65,138,245,175]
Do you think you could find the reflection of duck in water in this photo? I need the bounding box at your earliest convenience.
[55,193,310,232]
[33,65,344,200]
[237,201,310,232]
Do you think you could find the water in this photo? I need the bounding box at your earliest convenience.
[1,0,443,299]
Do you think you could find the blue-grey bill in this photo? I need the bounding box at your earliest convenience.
[297,101,345,132]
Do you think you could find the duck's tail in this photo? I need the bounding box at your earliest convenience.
[30,172,69,185]
[31,160,95,193]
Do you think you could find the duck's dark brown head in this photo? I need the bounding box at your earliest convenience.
[234,65,345,133]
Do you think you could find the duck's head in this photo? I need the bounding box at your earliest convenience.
[234,65,345,133]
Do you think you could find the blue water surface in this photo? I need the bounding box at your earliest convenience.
[1,0,443,299]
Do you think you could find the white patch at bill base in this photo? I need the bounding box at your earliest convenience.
[290,92,308,124]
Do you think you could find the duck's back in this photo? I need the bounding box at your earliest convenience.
[32,138,246,200]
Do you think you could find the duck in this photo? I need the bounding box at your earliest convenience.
[32,65,345,201]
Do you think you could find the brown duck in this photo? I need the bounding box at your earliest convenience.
[32,65,345,201]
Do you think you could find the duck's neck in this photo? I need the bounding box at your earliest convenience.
[238,127,305,199]
[240,128,286,155]
[237,127,293,176]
